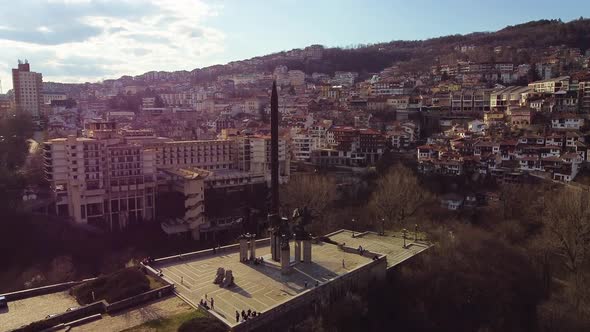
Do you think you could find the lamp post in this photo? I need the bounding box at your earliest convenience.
[414,224,418,241]
[381,218,385,236]
[402,228,408,248]
[351,218,355,237]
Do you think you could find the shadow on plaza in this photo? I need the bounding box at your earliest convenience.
[226,283,253,298]
[240,259,339,294]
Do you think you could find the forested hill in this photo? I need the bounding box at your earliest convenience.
[186,18,590,83]
[45,18,590,87]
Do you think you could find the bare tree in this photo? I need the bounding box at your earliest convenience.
[541,187,590,311]
[280,174,337,232]
[542,188,590,275]
[369,164,429,232]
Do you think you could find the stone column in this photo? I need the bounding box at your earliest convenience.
[303,240,312,263]
[239,237,248,262]
[281,245,291,274]
[249,238,256,260]
[294,240,302,263]
[270,230,281,262]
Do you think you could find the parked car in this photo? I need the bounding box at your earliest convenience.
[0,295,7,308]
[45,314,58,319]
[65,307,78,312]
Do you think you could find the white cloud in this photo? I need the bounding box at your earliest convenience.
[37,26,53,33]
[0,0,225,87]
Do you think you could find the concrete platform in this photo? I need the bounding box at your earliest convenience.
[0,290,79,331]
[155,241,373,327]
[327,230,431,268]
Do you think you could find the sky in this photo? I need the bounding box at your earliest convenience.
[0,0,588,90]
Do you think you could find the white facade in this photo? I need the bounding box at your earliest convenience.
[44,134,157,230]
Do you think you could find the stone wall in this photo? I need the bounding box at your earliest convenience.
[1,278,97,301]
[106,285,174,313]
[154,238,271,265]
[232,248,387,332]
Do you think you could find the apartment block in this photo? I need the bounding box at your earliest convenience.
[12,60,43,118]
[43,122,157,230]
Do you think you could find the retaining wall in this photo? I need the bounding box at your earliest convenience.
[1,278,97,301]
[232,247,387,332]
[106,285,174,313]
[154,238,271,266]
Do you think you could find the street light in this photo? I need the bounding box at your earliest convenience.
[351,218,355,237]
[414,224,418,241]
[381,218,385,236]
[402,228,408,248]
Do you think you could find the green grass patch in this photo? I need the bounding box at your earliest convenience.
[122,309,207,332]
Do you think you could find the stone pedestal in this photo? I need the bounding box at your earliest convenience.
[239,238,248,262]
[294,240,302,263]
[249,238,256,260]
[303,240,312,263]
[270,230,281,262]
[281,246,291,274]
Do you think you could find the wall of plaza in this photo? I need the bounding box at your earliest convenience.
[233,251,387,332]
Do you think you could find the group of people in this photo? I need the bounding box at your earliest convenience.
[253,257,264,265]
[141,257,155,265]
[236,309,259,322]
[199,295,214,310]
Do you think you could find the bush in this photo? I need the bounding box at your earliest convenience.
[177,316,226,332]
[71,267,150,305]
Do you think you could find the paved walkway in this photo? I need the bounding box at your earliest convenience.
[69,296,192,332]
[0,291,78,331]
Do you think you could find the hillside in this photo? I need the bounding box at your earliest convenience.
[43,18,590,88]
[187,18,590,83]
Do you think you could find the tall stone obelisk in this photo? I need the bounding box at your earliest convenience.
[269,81,281,261]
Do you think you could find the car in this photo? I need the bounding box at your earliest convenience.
[45,314,58,319]
[65,307,78,312]
[0,295,7,309]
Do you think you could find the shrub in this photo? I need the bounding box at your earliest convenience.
[177,316,226,332]
[71,267,150,305]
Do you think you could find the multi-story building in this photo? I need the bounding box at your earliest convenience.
[43,122,157,230]
[528,76,570,93]
[12,60,43,118]
[578,80,590,113]
[288,70,305,86]
[450,89,491,114]
[490,86,532,112]
[0,96,12,118]
[42,92,67,105]
[148,139,235,171]
[247,136,290,184]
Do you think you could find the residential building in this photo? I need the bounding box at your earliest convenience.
[12,60,43,118]
[43,122,157,230]
[528,76,571,93]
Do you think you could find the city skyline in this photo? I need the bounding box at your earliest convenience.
[0,0,589,87]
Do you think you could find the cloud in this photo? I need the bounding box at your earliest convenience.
[0,0,225,85]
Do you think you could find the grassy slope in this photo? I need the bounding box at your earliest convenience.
[121,310,206,332]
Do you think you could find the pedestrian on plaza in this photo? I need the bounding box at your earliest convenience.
[181,276,183,285]
[236,310,240,323]
[342,259,345,268]
[210,297,214,309]
[304,280,308,288]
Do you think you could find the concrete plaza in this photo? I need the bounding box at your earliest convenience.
[156,240,374,327]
